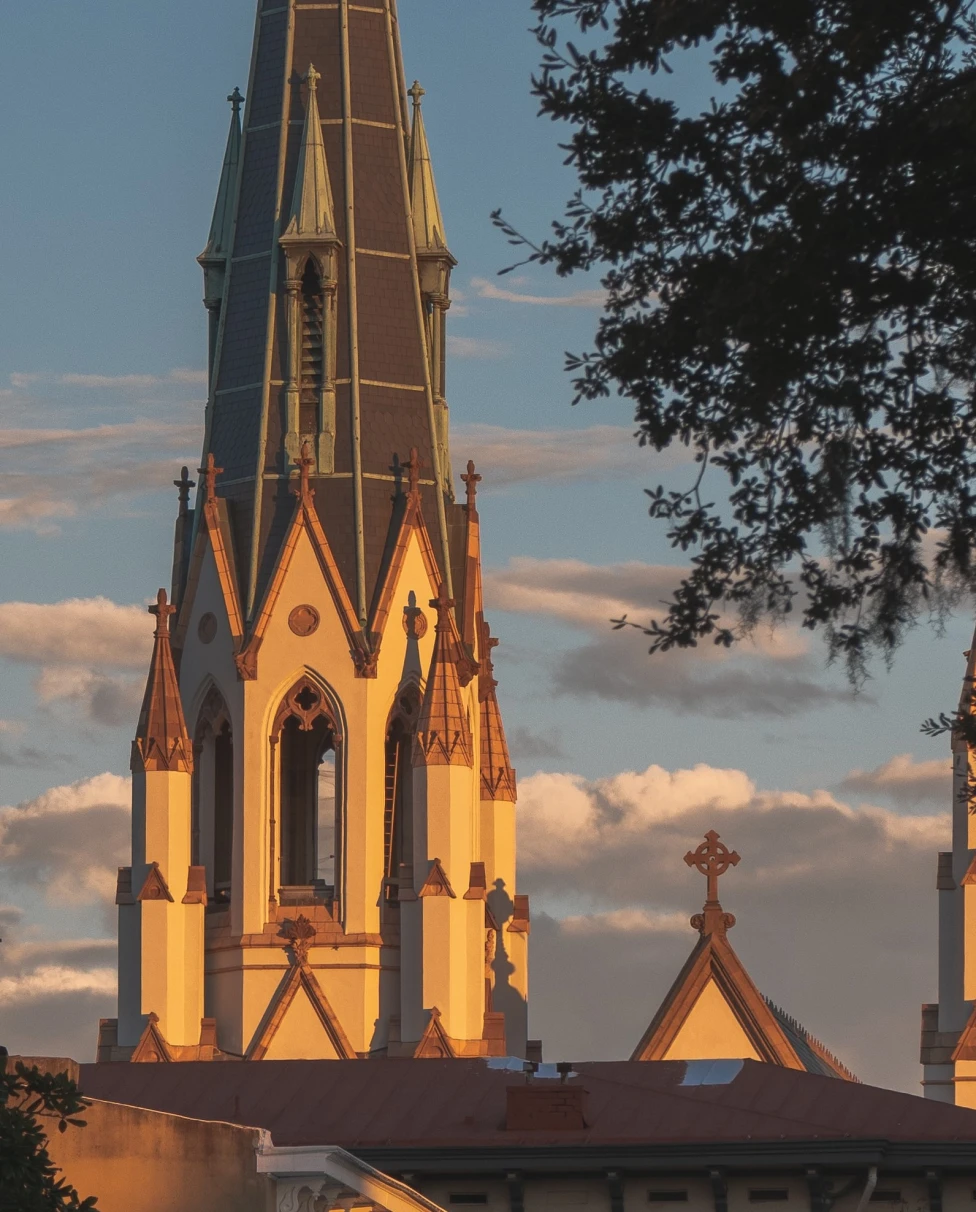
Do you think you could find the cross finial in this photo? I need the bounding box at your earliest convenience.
[149,588,176,638]
[461,459,482,511]
[295,441,315,501]
[198,453,223,504]
[406,447,423,500]
[409,80,426,109]
[305,64,321,92]
[228,87,244,114]
[480,618,499,696]
[174,466,195,514]
[685,830,740,914]
[430,582,455,629]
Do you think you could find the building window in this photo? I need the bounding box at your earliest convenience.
[449,1197,489,1206]
[749,1193,789,1204]
[870,1195,902,1205]
[274,678,341,904]
[648,1195,688,1204]
[193,687,234,907]
[300,259,324,438]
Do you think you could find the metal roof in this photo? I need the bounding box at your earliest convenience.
[79,1058,976,1151]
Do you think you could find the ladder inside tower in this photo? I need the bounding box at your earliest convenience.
[300,261,325,439]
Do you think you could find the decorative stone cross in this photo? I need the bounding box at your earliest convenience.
[228,87,244,114]
[461,460,482,510]
[684,830,740,906]
[198,453,223,504]
[409,80,426,109]
[406,447,423,499]
[295,441,315,500]
[305,64,321,92]
[149,589,176,637]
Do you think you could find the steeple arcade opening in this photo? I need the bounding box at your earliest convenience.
[300,258,325,441]
[273,677,342,908]
[192,687,234,906]
[384,685,420,908]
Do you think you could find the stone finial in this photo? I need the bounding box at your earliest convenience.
[408,80,449,255]
[174,466,196,515]
[228,86,244,114]
[409,80,426,108]
[282,63,337,242]
[461,460,482,511]
[406,447,423,501]
[479,619,516,803]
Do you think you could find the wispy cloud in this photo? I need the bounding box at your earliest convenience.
[453,423,672,486]
[471,276,606,308]
[841,753,950,809]
[484,557,859,717]
[0,420,200,453]
[447,336,509,360]
[9,368,207,392]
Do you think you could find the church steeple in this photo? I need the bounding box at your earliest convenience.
[198,88,243,378]
[108,0,527,1068]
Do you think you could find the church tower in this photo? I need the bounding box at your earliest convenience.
[99,0,527,1063]
[921,637,976,1103]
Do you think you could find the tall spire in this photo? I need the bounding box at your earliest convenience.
[131,590,192,774]
[415,585,473,767]
[282,66,336,243]
[408,81,449,255]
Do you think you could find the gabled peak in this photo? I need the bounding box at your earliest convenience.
[414,585,473,767]
[131,590,192,774]
[408,81,451,259]
[198,88,243,271]
[282,65,337,244]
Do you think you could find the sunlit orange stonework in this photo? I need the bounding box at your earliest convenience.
[99,0,525,1064]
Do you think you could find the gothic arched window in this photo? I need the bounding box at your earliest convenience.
[193,687,234,906]
[273,678,341,905]
[384,685,420,900]
[300,259,325,438]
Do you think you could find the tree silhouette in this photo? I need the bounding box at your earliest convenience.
[497,0,976,681]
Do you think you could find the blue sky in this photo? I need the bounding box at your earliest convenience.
[0,0,968,1090]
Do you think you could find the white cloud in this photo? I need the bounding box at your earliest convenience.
[0,965,116,1007]
[471,276,606,308]
[517,760,947,1092]
[10,368,207,392]
[0,773,130,906]
[841,753,950,809]
[447,336,509,360]
[0,598,152,670]
[0,496,77,533]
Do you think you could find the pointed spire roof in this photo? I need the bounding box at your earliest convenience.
[131,590,193,774]
[480,621,516,803]
[282,65,337,243]
[198,88,243,270]
[414,585,473,767]
[631,832,855,1080]
[408,81,450,257]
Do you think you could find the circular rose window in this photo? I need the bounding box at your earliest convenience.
[197,613,217,644]
[289,604,321,637]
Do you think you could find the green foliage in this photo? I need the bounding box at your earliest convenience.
[0,1058,97,1211]
[498,0,976,681]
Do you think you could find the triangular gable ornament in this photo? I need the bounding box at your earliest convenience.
[131,1013,173,1064]
[953,1003,976,1061]
[413,1007,456,1059]
[419,857,456,899]
[137,863,174,904]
